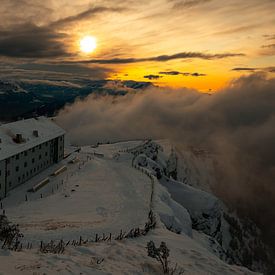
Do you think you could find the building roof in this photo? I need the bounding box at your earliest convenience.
[0,117,65,161]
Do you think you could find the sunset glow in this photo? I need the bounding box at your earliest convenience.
[0,0,274,90]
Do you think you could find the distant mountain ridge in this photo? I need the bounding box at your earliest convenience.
[0,79,152,121]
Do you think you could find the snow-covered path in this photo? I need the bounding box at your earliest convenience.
[4,144,151,243]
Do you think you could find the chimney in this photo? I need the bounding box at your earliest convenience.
[14,134,23,143]
[33,130,39,137]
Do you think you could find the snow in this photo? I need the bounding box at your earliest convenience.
[0,117,65,161]
[160,178,221,222]
[155,183,193,237]
[0,140,261,274]
[4,144,151,243]
[0,229,259,274]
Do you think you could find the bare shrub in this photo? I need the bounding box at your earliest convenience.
[147,241,184,274]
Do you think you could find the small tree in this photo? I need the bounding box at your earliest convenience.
[0,214,23,250]
[147,241,170,273]
[147,241,184,274]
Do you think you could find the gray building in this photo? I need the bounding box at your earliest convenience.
[0,117,65,198]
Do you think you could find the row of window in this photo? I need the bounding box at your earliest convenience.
[0,160,49,190]
[10,160,51,187]
[1,148,63,178]
[6,151,50,175]
[7,140,55,163]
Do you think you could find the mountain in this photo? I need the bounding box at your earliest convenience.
[0,79,152,121]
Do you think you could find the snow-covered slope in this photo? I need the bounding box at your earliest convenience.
[130,140,271,273]
[0,140,264,274]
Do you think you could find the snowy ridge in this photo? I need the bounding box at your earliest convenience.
[130,140,271,273]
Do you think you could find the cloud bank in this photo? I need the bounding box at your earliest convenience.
[57,73,275,250]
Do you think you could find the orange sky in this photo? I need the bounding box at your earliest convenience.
[0,0,274,91]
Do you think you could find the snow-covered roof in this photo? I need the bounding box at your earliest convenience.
[0,117,65,161]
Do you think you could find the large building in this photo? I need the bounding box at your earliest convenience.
[0,117,65,199]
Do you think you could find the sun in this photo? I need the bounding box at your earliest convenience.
[79,36,97,54]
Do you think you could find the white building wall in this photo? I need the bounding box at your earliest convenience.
[5,136,64,193]
[0,160,5,199]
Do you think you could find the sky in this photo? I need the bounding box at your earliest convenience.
[0,0,275,91]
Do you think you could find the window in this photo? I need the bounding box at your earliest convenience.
[39,155,41,160]
[24,162,27,168]
[32,148,35,153]
[16,154,19,160]
[15,166,19,172]
[24,151,28,156]
[18,177,21,182]
[39,145,42,149]
[7,170,10,176]
[9,182,11,187]
[32,158,35,163]
[45,152,48,156]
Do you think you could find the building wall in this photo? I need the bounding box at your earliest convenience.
[0,160,5,199]
[3,134,64,194]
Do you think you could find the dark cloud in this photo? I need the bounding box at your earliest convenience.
[159,71,182,75]
[188,72,206,77]
[144,74,162,80]
[261,43,275,48]
[169,0,213,9]
[17,63,113,78]
[159,71,207,76]
[0,61,113,81]
[232,67,275,73]
[232,68,257,72]
[76,52,244,64]
[0,23,67,58]
[57,73,275,255]
[213,24,260,35]
[263,34,275,40]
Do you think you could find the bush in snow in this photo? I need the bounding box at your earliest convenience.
[0,214,23,250]
[146,240,184,274]
[147,241,170,273]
